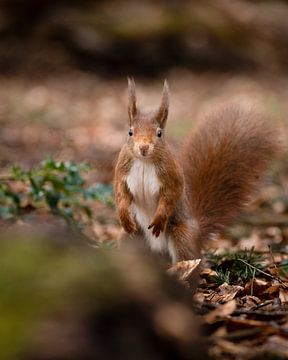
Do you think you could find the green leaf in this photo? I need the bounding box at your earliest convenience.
[12,165,27,181]
[1,157,114,239]
[84,183,114,206]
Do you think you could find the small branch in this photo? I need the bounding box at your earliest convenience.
[268,245,277,269]
[237,259,288,288]
[252,300,273,310]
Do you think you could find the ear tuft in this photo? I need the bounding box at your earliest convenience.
[156,80,169,128]
[128,77,137,125]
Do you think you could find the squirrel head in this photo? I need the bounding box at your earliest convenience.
[126,78,169,159]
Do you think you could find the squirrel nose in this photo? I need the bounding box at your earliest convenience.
[140,144,149,156]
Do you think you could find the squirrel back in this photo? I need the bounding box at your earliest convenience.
[180,104,281,246]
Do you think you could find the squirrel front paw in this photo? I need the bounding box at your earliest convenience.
[148,215,167,237]
[122,217,138,234]
[122,217,137,234]
[119,208,137,234]
[120,216,137,234]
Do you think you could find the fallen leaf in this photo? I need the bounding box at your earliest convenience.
[279,288,288,304]
[237,295,261,309]
[167,259,201,281]
[264,284,280,297]
[204,300,236,324]
[268,267,280,277]
[201,268,218,277]
[207,283,243,303]
[244,278,269,297]
[226,318,283,337]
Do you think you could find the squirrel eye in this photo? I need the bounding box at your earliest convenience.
[128,128,133,136]
[157,129,162,138]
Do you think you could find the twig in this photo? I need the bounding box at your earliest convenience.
[268,245,277,269]
[251,267,256,296]
[237,259,288,288]
[252,300,274,310]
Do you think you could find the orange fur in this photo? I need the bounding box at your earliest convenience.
[180,105,281,247]
[115,80,281,270]
[114,148,137,234]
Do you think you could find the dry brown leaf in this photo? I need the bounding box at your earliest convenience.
[268,267,280,277]
[207,283,243,303]
[244,278,269,297]
[237,295,261,309]
[279,288,288,304]
[201,268,218,277]
[167,259,201,281]
[264,284,280,296]
[204,300,236,324]
[227,318,281,337]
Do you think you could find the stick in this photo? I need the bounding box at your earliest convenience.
[237,259,288,288]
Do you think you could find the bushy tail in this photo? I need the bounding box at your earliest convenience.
[180,104,282,246]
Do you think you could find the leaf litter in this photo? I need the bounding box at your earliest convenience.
[194,246,288,359]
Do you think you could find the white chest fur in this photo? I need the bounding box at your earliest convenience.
[126,159,170,255]
[127,159,160,204]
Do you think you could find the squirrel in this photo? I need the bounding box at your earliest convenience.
[114,78,281,265]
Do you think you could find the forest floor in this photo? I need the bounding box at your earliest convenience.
[1,69,288,359]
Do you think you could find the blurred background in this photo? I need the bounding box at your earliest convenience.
[1,1,288,359]
[1,0,288,175]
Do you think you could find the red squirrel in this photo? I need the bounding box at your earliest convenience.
[115,78,280,264]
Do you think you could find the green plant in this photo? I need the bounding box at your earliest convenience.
[279,259,288,278]
[0,157,114,229]
[206,248,264,285]
[214,269,231,285]
[0,184,21,219]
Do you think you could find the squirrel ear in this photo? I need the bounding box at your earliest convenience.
[156,80,169,128]
[128,77,137,125]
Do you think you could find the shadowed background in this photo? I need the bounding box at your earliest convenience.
[1,0,288,176]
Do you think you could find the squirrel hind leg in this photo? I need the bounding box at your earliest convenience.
[169,222,201,262]
[169,222,202,293]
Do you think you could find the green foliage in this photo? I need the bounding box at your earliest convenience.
[279,259,288,278]
[0,184,20,219]
[206,248,264,285]
[0,157,114,228]
[213,269,231,286]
